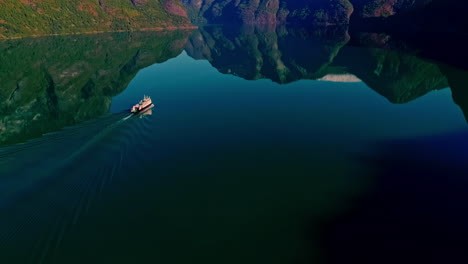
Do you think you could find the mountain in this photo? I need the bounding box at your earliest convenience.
[0,0,193,39]
[350,0,433,18]
[0,30,191,146]
[385,0,468,33]
[181,0,354,25]
[2,0,467,38]
[180,0,462,26]
[181,0,468,35]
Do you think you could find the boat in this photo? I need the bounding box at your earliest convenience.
[131,95,154,114]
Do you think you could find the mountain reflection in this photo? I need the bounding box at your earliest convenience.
[1,27,468,146]
[185,26,468,120]
[185,26,463,101]
[0,31,191,146]
[185,26,351,84]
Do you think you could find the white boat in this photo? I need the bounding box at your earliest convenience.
[131,95,154,114]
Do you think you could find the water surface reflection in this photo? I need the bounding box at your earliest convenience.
[0,27,468,263]
[0,30,191,146]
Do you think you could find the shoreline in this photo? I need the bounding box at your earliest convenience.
[0,25,198,41]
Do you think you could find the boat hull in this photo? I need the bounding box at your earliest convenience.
[132,103,154,114]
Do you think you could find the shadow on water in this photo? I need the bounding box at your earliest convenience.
[314,131,468,264]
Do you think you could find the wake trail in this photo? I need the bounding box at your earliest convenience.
[0,111,135,209]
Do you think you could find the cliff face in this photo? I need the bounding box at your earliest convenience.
[350,0,433,18]
[181,0,354,25]
[0,0,193,39]
[180,0,459,25]
[0,30,191,146]
[1,0,467,38]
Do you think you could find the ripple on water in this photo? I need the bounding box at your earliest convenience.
[0,110,159,262]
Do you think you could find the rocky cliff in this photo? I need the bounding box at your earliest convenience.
[181,0,468,34]
[382,0,468,34]
[0,0,193,39]
[1,0,467,38]
[350,0,433,18]
[181,0,354,25]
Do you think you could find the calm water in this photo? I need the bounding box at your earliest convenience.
[1,27,468,263]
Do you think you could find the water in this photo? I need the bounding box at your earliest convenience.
[1,27,468,263]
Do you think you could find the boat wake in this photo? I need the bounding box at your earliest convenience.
[0,109,158,261]
[0,110,147,207]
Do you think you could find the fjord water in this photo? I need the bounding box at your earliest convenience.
[0,28,467,263]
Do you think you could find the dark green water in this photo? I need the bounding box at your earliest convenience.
[1,27,468,263]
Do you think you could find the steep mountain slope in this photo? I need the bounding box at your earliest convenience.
[181,0,354,25]
[181,0,468,35]
[384,0,468,34]
[350,0,433,18]
[1,0,467,38]
[181,0,445,25]
[0,0,193,38]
